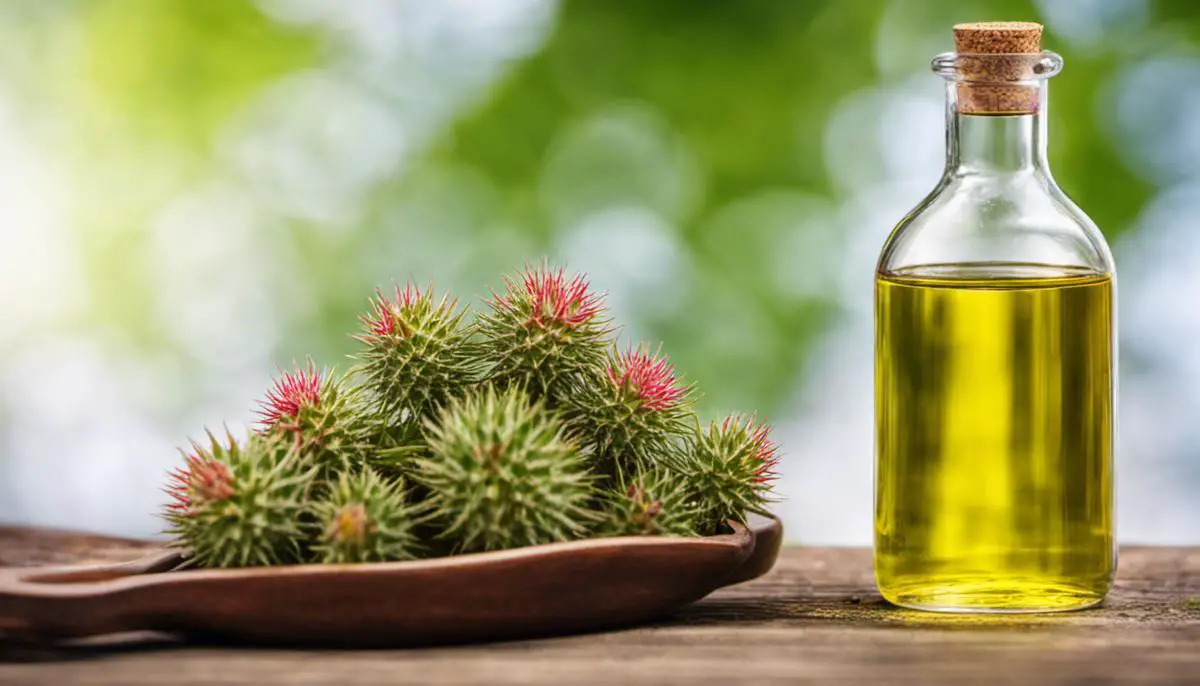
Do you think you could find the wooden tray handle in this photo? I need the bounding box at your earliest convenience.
[0,550,184,641]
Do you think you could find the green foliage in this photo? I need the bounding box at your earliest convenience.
[354,284,479,422]
[423,0,885,416]
[80,0,319,146]
[10,0,1179,463]
[415,385,596,552]
[600,467,700,538]
[409,0,1167,419]
[163,430,315,568]
[309,469,420,564]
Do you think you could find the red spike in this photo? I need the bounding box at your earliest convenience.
[365,291,396,338]
[193,459,234,502]
[362,283,426,339]
[257,363,323,429]
[400,282,423,308]
[493,263,603,329]
[735,416,780,484]
[606,347,687,412]
[166,452,235,514]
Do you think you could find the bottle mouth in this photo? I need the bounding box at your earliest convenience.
[931,51,1063,84]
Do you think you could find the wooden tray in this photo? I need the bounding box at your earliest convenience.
[0,516,782,647]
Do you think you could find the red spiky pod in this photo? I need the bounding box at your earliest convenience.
[476,262,613,406]
[565,344,696,476]
[165,453,234,517]
[355,283,478,423]
[256,362,376,480]
[673,414,780,534]
[162,430,315,568]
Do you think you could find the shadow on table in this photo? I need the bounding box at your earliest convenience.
[0,631,185,664]
[670,592,1115,631]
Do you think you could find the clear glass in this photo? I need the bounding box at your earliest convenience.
[874,51,1117,613]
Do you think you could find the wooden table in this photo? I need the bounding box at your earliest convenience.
[1,528,1199,685]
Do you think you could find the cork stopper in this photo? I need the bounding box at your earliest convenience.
[953,22,1042,54]
[951,22,1044,115]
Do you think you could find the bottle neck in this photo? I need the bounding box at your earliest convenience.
[945,82,1049,175]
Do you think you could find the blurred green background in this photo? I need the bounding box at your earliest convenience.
[0,0,1197,542]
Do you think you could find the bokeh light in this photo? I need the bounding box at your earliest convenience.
[0,0,1197,542]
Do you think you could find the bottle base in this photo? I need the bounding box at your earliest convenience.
[879,577,1107,614]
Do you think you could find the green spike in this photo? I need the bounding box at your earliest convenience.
[309,469,420,564]
[599,465,701,537]
[671,415,780,534]
[365,413,429,480]
[564,345,696,476]
[163,431,315,568]
[475,263,613,407]
[354,283,479,423]
[415,385,597,552]
[257,362,377,482]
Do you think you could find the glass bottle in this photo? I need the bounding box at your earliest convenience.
[874,22,1116,613]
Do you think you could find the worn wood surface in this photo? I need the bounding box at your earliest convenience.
[2,527,1199,685]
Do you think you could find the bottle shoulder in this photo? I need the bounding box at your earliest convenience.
[878,170,1115,276]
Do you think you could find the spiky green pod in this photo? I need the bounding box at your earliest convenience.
[476,264,612,406]
[673,415,780,534]
[565,346,696,477]
[257,363,377,482]
[309,469,420,564]
[416,385,596,552]
[355,283,478,422]
[600,466,700,537]
[365,414,429,480]
[163,430,315,568]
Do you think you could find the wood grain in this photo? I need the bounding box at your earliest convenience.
[2,528,1199,685]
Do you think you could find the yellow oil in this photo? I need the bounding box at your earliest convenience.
[875,262,1115,613]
